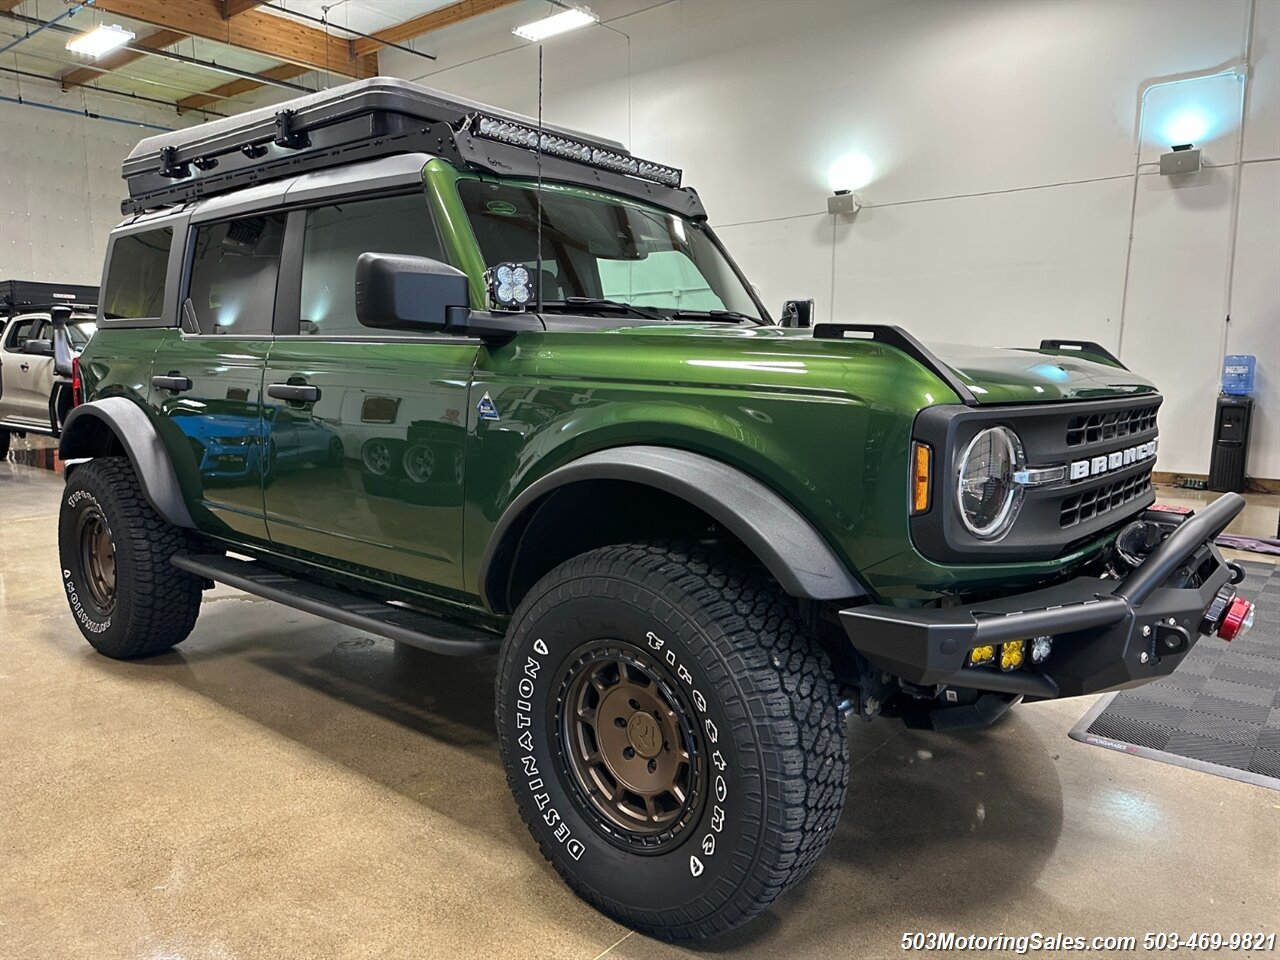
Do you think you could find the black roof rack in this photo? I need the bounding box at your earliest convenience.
[121,77,706,220]
[1,280,99,315]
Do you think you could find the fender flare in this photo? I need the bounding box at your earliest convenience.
[481,445,866,609]
[59,397,195,529]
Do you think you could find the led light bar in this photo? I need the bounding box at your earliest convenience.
[473,115,682,188]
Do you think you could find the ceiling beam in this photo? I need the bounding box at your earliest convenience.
[87,0,374,77]
[59,28,186,90]
[175,0,520,113]
[221,0,266,17]
[176,61,309,113]
[351,0,524,57]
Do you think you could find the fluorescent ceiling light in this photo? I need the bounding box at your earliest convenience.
[66,24,136,58]
[513,6,598,42]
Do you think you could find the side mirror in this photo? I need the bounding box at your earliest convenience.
[354,251,544,344]
[49,304,74,378]
[23,338,54,356]
[780,299,814,328]
[355,252,471,332]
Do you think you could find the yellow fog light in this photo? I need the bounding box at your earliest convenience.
[969,644,995,666]
[1000,640,1026,671]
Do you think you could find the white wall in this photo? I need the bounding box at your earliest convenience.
[16,0,1277,478]
[364,0,1280,479]
[0,75,199,287]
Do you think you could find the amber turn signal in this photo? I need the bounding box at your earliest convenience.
[911,442,932,514]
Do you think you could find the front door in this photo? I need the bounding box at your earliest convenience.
[148,211,287,543]
[263,192,479,593]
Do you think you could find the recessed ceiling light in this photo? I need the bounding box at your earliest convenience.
[513,5,598,43]
[66,24,136,58]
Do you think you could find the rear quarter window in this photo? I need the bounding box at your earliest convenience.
[102,226,174,320]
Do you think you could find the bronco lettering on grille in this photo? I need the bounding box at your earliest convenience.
[1068,439,1157,481]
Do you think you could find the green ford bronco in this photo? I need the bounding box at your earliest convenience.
[57,78,1255,941]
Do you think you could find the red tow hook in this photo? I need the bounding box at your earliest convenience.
[1218,596,1255,642]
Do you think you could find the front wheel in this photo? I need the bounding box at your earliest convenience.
[495,542,849,942]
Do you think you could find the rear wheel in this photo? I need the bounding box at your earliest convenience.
[403,442,436,483]
[496,542,848,941]
[0,429,9,459]
[57,457,203,658]
[362,438,399,477]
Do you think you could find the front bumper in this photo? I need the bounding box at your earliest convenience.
[841,493,1247,700]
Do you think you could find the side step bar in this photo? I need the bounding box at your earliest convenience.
[171,553,500,657]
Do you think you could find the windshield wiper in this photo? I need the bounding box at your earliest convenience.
[666,309,758,324]
[539,298,668,321]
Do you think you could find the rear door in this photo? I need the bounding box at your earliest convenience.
[149,209,286,543]
[263,190,479,592]
[0,315,51,425]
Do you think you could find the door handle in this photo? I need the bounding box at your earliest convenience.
[19,362,29,372]
[152,375,192,392]
[267,382,320,404]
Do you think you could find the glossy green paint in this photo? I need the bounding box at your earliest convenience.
[79,160,1164,617]
[423,159,491,308]
[928,342,1157,404]
[462,324,954,601]
[262,336,478,596]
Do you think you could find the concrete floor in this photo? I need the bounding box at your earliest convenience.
[2,459,1278,960]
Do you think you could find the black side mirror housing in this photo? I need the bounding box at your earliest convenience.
[23,338,54,356]
[49,304,74,378]
[780,299,814,328]
[355,252,471,332]
[354,252,543,343]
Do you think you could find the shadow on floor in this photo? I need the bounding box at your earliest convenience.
[77,593,1067,953]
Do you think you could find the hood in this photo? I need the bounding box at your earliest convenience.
[540,322,1157,406]
[925,341,1157,404]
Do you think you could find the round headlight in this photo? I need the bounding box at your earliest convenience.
[956,426,1024,540]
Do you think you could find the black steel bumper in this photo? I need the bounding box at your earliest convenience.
[841,493,1246,700]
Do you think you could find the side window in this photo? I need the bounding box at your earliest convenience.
[187,213,287,335]
[299,193,445,336]
[102,226,173,320]
[4,318,39,352]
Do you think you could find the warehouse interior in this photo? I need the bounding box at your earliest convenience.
[1,1,1278,957]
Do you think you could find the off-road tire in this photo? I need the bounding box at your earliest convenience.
[495,542,849,942]
[58,456,203,658]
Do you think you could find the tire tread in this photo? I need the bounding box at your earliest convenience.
[62,457,202,657]
[497,541,849,942]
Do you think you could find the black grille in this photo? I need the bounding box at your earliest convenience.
[1060,468,1154,528]
[1066,404,1159,447]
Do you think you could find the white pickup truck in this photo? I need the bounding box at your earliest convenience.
[0,281,98,458]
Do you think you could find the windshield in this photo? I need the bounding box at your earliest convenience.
[457,178,764,322]
[69,318,96,349]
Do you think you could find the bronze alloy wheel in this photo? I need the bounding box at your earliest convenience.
[78,507,117,613]
[557,644,703,851]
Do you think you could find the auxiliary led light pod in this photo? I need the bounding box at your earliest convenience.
[486,262,532,311]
